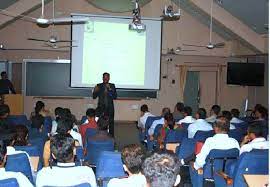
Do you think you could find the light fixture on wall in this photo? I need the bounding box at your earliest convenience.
[129,0,146,32]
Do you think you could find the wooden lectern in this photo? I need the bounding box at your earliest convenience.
[2,94,23,115]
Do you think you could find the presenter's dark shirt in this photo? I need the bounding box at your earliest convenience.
[0,79,16,95]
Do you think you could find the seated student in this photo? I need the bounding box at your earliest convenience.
[43,118,81,167]
[13,125,29,146]
[230,108,244,124]
[138,104,155,131]
[108,144,146,187]
[5,131,34,174]
[51,107,64,135]
[0,104,12,132]
[156,113,180,149]
[31,113,44,133]
[206,105,221,123]
[192,117,239,170]
[79,108,97,144]
[30,101,49,120]
[240,122,269,154]
[148,107,171,137]
[36,134,97,187]
[142,152,181,187]
[63,108,80,132]
[61,109,82,146]
[187,108,213,138]
[254,105,268,122]
[0,140,33,187]
[88,116,114,143]
[222,111,236,130]
[173,102,185,122]
[176,106,196,125]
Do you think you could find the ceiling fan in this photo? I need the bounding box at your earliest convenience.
[0,0,89,25]
[162,47,196,55]
[183,0,225,49]
[28,0,74,45]
[0,44,68,52]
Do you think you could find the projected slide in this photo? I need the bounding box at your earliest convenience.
[71,15,162,89]
[82,21,146,86]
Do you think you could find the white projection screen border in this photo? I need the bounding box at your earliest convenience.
[71,14,162,90]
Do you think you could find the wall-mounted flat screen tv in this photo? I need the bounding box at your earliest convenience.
[227,62,264,86]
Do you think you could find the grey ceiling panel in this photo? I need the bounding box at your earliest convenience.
[0,0,18,9]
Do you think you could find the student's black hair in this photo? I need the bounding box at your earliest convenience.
[222,110,232,121]
[197,108,207,119]
[0,104,10,117]
[211,105,221,115]
[231,108,240,118]
[175,102,184,112]
[97,116,109,131]
[56,118,73,135]
[248,122,264,137]
[0,71,6,77]
[183,106,192,116]
[86,108,96,118]
[34,101,45,115]
[140,104,149,113]
[50,134,75,163]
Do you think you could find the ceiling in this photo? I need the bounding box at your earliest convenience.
[216,0,268,34]
[0,0,18,9]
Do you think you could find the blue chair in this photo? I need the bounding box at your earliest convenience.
[181,123,191,130]
[193,130,215,142]
[176,138,196,160]
[96,151,126,187]
[86,139,114,165]
[7,115,31,128]
[228,129,244,142]
[189,148,239,187]
[85,128,98,139]
[15,145,43,171]
[0,178,19,187]
[146,124,163,151]
[215,149,269,187]
[5,153,34,184]
[43,116,52,135]
[165,129,187,143]
[81,116,88,124]
[232,121,248,132]
[145,116,162,131]
[44,183,91,187]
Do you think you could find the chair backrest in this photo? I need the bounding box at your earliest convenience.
[7,115,30,128]
[43,116,52,135]
[76,146,84,161]
[44,183,91,187]
[176,138,196,160]
[232,121,248,132]
[85,128,98,139]
[81,116,88,124]
[193,130,215,142]
[233,149,269,187]
[145,116,162,130]
[181,123,191,130]
[5,153,34,184]
[228,129,244,142]
[0,178,19,187]
[86,139,114,165]
[165,129,187,143]
[14,145,40,157]
[203,148,239,179]
[96,151,126,179]
[153,124,163,137]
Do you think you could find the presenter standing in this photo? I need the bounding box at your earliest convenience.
[93,72,117,137]
[0,71,16,95]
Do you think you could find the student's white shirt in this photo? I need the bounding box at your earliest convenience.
[187,119,213,138]
[51,120,58,135]
[36,162,97,187]
[6,146,34,173]
[138,112,155,129]
[148,118,164,136]
[70,129,83,147]
[206,115,217,123]
[0,168,33,187]
[240,137,269,155]
[107,174,147,187]
[230,117,244,124]
[194,134,240,170]
[177,116,196,124]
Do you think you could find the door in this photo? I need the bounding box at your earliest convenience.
[184,71,200,116]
